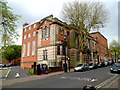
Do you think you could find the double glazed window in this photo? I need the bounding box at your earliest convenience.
[43,50,47,60]
[42,26,50,39]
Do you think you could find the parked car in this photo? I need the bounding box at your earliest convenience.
[101,62,106,67]
[0,63,5,68]
[108,60,112,66]
[97,62,102,68]
[110,63,120,73]
[5,63,13,67]
[74,64,89,72]
[103,62,108,67]
[89,63,98,69]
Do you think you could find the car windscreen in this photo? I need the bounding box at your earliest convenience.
[76,64,83,67]
[89,63,93,66]
[113,63,120,67]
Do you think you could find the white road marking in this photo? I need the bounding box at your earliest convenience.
[60,76,97,82]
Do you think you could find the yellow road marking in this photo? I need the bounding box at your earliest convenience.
[95,74,119,88]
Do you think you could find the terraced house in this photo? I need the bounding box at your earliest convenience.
[21,15,109,68]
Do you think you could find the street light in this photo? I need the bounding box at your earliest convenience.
[63,35,67,72]
[68,57,70,71]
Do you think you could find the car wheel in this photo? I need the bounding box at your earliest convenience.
[110,70,114,73]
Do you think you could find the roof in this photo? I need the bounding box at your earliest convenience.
[37,15,68,30]
[90,32,108,41]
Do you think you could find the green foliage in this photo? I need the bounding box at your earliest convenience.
[70,31,76,48]
[28,69,34,75]
[0,0,20,47]
[70,58,77,67]
[109,40,120,59]
[2,45,21,62]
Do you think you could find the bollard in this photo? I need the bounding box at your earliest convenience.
[33,62,36,74]
[83,85,96,90]
[37,64,41,75]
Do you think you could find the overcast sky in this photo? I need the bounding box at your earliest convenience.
[6,0,119,47]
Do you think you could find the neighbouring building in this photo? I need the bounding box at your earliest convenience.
[21,21,39,68]
[21,15,109,68]
[91,32,109,62]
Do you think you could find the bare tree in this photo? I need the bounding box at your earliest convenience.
[61,1,109,62]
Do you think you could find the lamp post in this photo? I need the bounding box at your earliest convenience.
[63,35,67,72]
[68,57,70,71]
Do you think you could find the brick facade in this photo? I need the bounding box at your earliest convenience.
[21,21,39,68]
[21,15,109,68]
[91,32,109,62]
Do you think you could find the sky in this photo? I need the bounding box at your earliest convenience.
[6,0,119,47]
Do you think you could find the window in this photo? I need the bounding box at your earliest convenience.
[43,50,47,60]
[33,31,36,36]
[29,26,31,30]
[22,44,26,57]
[24,35,26,39]
[28,33,31,38]
[32,40,36,56]
[62,45,66,55]
[57,46,60,55]
[27,42,30,56]
[34,24,36,28]
[42,26,50,39]
[24,28,27,32]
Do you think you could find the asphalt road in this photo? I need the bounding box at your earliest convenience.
[3,66,119,88]
[6,66,28,80]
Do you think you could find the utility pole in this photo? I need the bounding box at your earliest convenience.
[63,35,67,72]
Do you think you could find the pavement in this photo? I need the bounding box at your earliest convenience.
[1,67,120,89]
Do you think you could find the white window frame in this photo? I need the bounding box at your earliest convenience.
[22,44,26,57]
[34,24,36,28]
[27,42,30,56]
[28,33,31,38]
[33,31,36,36]
[32,40,36,56]
[29,26,31,30]
[24,35,26,39]
[24,28,27,32]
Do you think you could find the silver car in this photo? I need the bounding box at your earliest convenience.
[74,64,89,72]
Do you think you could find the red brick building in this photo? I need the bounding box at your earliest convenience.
[21,21,39,68]
[91,32,109,62]
[21,15,109,68]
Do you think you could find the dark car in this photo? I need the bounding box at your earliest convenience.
[5,63,13,67]
[74,64,89,72]
[89,63,98,69]
[97,62,102,68]
[110,63,120,73]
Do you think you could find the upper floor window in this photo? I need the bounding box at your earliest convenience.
[43,50,47,60]
[28,33,31,38]
[34,24,36,28]
[24,35,26,39]
[24,28,27,32]
[29,26,31,30]
[33,31,36,36]
[57,46,60,55]
[42,26,50,39]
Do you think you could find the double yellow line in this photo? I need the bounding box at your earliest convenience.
[95,74,119,88]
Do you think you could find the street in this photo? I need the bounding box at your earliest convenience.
[3,66,119,88]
